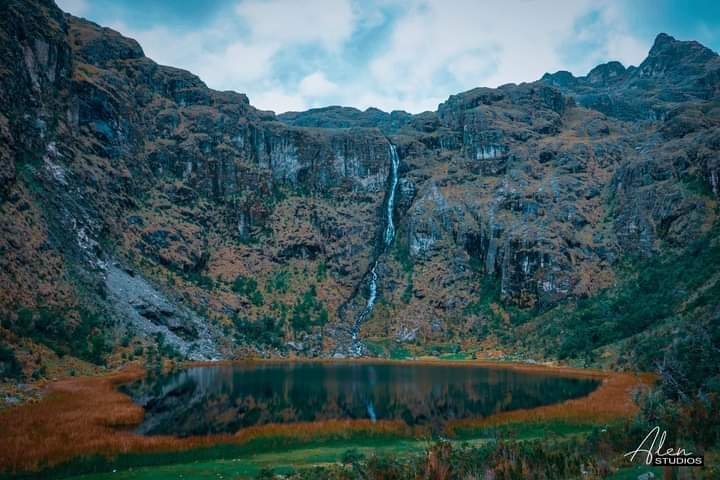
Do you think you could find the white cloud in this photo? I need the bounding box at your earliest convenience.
[235,0,354,50]
[446,49,501,86]
[592,5,649,68]
[200,42,277,87]
[251,89,307,113]
[56,0,89,16]
[562,3,648,74]
[604,34,648,68]
[105,20,277,87]
[367,0,594,110]
[299,72,339,98]
[90,0,653,114]
[102,0,356,113]
[357,0,652,112]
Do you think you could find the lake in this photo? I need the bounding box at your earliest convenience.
[124,362,600,437]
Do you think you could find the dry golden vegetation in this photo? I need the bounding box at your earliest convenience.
[0,360,652,474]
[0,364,409,473]
[445,368,654,434]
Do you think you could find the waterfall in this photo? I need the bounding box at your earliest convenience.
[350,142,400,355]
[384,144,400,246]
[364,265,378,318]
[367,400,377,423]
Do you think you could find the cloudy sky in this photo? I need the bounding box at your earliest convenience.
[57,0,720,114]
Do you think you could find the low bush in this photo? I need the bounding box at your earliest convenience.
[10,307,110,365]
[0,343,22,380]
[232,276,264,306]
[291,285,328,334]
[233,315,285,348]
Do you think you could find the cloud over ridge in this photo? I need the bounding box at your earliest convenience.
[57,0,720,114]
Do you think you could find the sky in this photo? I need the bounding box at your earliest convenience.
[56,0,720,114]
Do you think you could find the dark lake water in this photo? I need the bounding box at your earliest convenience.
[124,362,599,436]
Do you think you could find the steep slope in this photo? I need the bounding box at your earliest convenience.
[1,0,719,384]
[0,0,404,372]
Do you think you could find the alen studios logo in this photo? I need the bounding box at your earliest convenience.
[624,426,704,467]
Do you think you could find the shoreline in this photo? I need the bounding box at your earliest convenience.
[0,358,654,474]
[186,356,618,379]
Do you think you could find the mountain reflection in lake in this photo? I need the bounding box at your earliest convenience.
[124,362,599,436]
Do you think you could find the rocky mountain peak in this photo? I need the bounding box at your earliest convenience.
[586,61,626,85]
[541,70,577,88]
[651,32,676,50]
[640,32,718,78]
[278,105,415,132]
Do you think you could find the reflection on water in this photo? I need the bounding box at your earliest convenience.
[124,362,599,437]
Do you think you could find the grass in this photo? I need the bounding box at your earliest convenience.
[445,370,653,435]
[62,458,295,480]
[0,360,652,477]
[61,422,599,480]
[438,352,471,361]
[388,346,412,359]
[362,338,477,360]
[452,420,597,441]
[0,363,415,475]
[55,420,646,480]
[53,437,433,480]
[18,435,428,480]
[0,364,413,475]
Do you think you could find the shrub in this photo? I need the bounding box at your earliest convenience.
[185,271,215,289]
[401,273,413,304]
[232,276,258,295]
[9,307,110,365]
[255,468,275,480]
[266,270,291,294]
[291,285,328,334]
[393,224,414,273]
[341,448,365,465]
[315,262,327,281]
[233,276,264,306]
[0,344,22,380]
[233,315,284,348]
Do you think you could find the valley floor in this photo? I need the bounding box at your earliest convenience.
[0,359,655,479]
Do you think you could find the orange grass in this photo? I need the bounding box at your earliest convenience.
[0,360,652,474]
[0,364,409,473]
[445,370,655,434]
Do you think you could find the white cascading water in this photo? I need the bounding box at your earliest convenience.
[363,266,378,321]
[367,400,377,423]
[384,144,400,245]
[351,143,400,354]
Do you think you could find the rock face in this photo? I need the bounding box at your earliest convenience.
[0,0,719,366]
[542,33,720,121]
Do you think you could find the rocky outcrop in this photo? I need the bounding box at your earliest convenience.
[105,266,220,359]
[279,106,414,133]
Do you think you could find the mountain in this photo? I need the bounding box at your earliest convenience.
[543,33,720,121]
[1,0,719,381]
